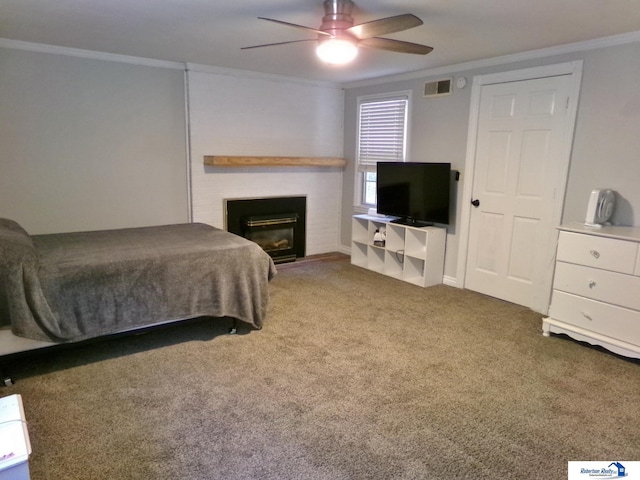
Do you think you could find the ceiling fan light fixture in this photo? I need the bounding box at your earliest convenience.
[246,2,432,64]
[316,38,358,65]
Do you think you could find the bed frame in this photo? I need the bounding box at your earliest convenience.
[0,219,276,385]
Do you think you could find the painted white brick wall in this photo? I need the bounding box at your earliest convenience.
[187,67,345,255]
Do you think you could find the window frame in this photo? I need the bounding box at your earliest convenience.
[354,90,412,210]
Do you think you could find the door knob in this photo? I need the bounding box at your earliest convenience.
[471,199,480,207]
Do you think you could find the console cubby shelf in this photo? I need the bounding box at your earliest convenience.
[351,214,446,287]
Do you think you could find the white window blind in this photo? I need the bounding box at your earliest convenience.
[357,95,408,171]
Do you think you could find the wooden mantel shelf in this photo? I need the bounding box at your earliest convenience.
[204,156,346,168]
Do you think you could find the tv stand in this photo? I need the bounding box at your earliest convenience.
[390,218,433,228]
[351,215,446,287]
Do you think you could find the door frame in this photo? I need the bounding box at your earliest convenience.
[456,61,583,314]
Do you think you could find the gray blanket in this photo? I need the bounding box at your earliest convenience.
[0,218,276,342]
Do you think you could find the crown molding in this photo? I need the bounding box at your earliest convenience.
[0,37,343,88]
[0,38,185,70]
[341,30,640,89]
[185,62,342,89]
[3,29,639,89]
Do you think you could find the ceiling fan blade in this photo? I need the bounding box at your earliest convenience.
[257,17,331,37]
[358,37,433,55]
[347,14,423,40]
[241,39,317,50]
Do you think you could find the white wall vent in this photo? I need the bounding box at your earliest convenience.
[423,78,452,98]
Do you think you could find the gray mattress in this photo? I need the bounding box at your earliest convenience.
[0,218,276,343]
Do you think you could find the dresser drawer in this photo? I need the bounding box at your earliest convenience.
[553,261,640,310]
[557,231,638,274]
[549,291,640,345]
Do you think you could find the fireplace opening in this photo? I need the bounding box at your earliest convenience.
[241,213,298,264]
[225,196,306,264]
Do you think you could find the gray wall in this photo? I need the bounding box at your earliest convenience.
[0,48,188,234]
[341,40,640,281]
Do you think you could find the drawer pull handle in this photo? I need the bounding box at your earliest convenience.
[581,312,593,321]
[589,249,600,259]
[588,280,596,288]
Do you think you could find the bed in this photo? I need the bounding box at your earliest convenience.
[0,218,276,359]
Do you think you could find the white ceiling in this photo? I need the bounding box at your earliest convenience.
[2,0,640,84]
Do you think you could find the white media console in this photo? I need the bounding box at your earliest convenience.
[351,214,446,287]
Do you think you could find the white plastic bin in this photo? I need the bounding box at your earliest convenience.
[0,395,31,480]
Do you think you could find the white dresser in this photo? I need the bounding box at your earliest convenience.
[543,222,640,359]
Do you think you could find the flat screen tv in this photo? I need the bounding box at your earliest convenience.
[376,162,451,226]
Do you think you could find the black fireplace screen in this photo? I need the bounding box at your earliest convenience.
[225,196,306,263]
[241,213,298,263]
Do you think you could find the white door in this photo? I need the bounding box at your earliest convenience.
[464,73,575,312]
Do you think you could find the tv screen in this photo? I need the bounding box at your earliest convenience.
[376,162,451,225]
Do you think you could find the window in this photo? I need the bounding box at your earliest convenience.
[356,92,410,207]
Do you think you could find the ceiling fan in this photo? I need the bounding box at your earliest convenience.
[242,0,433,65]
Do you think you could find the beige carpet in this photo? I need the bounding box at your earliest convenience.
[4,255,640,479]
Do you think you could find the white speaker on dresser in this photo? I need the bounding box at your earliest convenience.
[584,189,615,227]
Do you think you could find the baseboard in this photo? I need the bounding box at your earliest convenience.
[443,275,458,287]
